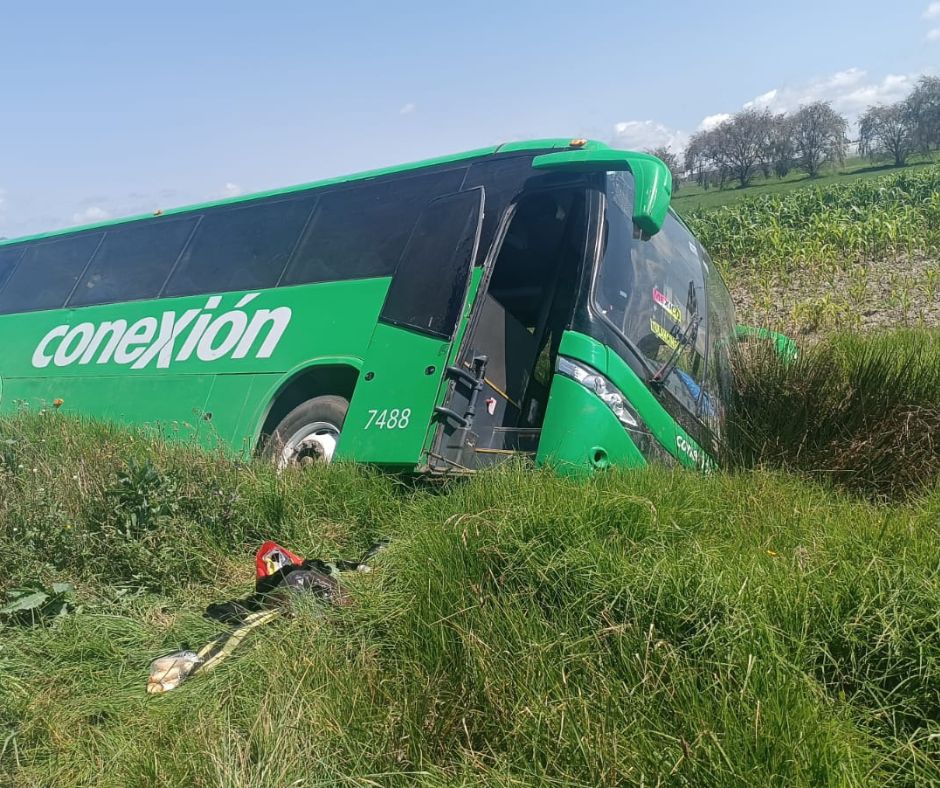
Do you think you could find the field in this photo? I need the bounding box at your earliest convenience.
[672,153,940,214]
[3,163,940,786]
[683,163,940,336]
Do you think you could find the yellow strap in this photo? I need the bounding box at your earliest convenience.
[195,609,280,673]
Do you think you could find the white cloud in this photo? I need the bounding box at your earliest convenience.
[928,26,940,41]
[743,89,779,110]
[740,68,916,117]
[0,188,6,213]
[610,64,921,158]
[698,112,732,131]
[924,2,940,19]
[222,182,243,198]
[612,119,688,152]
[72,205,110,225]
[399,102,416,115]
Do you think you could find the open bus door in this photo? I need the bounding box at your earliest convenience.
[427,186,593,472]
[337,187,485,467]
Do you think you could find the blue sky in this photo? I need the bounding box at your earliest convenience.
[1,0,937,238]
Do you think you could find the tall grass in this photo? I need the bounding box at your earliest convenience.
[685,166,940,279]
[724,330,940,499]
[2,412,939,785]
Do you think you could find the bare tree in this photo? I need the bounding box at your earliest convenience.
[858,103,916,167]
[766,114,796,178]
[645,145,682,192]
[791,102,848,177]
[684,131,714,189]
[758,111,783,178]
[904,76,940,153]
[710,109,772,187]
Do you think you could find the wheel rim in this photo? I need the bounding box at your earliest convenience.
[277,421,340,470]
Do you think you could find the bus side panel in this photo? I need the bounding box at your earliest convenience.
[0,279,389,448]
[202,372,269,451]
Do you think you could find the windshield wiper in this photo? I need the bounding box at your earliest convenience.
[650,311,701,388]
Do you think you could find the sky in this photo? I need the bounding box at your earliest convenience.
[0,0,937,239]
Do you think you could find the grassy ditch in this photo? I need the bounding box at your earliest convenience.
[724,329,940,500]
[1,411,939,786]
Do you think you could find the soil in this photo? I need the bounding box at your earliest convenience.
[729,255,940,338]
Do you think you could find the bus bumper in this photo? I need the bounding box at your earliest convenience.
[535,375,646,475]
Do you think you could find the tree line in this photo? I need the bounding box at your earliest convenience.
[645,75,940,190]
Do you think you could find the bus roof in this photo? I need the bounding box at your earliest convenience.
[0,138,613,248]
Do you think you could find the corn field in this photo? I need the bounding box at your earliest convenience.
[685,166,940,278]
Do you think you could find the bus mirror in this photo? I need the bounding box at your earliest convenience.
[531,148,672,236]
[735,324,799,361]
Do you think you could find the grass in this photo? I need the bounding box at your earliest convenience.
[724,330,940,500]
[673,153,940,215]
[2,389,940,785]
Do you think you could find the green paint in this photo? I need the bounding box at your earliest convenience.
[532,149,673,235]
[536,376,646,474]
[736,324,798,360]
[0,279,388,452]
[556,331,713,471]
[1,138,734,476]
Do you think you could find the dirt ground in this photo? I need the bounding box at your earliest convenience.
[730,256,940,337]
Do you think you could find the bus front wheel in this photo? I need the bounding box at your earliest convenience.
[264,395,348,470]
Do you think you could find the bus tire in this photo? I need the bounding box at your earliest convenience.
[263,395,348,469]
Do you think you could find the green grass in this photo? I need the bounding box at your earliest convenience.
[724,330,940,500]
[673,153,940,215]
[2,397,940,786]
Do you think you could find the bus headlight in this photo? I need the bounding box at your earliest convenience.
[556,356,641,430]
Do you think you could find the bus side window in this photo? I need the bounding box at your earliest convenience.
[379,187,483,339]
[162,195,316,298]
[0,233,103,315]
[280,168,466,287]
[69,216,199,307]
[0,247,25,296]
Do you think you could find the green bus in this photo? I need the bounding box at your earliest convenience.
[0,138,739,474]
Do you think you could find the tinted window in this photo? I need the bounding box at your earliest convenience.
[463,156,535,263]
[281,168,466,286]
[0,247,25,295]
[380,187,483,339]
[594,172,708,401]
[0,233,103,315]
[69,216,199,307]
[163,195,316,297]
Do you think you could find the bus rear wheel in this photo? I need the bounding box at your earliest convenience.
[264,395,348,470]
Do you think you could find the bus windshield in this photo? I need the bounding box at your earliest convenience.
[593,171,736,431]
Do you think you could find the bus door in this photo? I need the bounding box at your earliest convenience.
[337,187,485,467]
[428,186,590,471]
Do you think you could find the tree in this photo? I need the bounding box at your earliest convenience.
[904,75,940,153]
[766,113,796,178]
[858,103,916,167]
[710,109,772,187]
[645,145,682,192]
[791,102,848,177]
[684,131,714,189]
